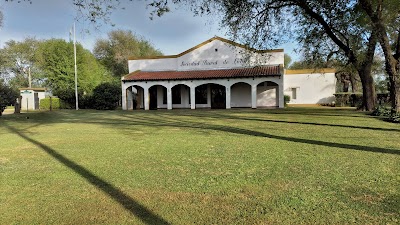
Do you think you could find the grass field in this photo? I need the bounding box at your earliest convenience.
[1,107,399,224]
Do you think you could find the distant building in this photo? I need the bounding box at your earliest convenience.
[19,88,46,111]
[121,37,335,110]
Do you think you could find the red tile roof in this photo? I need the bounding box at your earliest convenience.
[123,66,282,81]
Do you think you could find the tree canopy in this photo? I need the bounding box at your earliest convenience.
[93,29,162,77]
[0,38,41,89]
[35,39,112,96]
[359,0,400,113]
[0,81,18,116]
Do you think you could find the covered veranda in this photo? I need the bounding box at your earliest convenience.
[121,66,284,110]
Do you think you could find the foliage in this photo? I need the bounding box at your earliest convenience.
[334,93,363,108]
[35,39,112,98]
[52,88,82,109]
[389,113,400,123]
[371,105,391,116]
[359,0,400,113]
[284,94,290,106]
[39,97,65,110]
[1,108,399,223]
[371,105,400,123]
[93,29,162,77]
[0,82,19,116]
[78,95,95,109]
[91,82,121,110]
[0,38,42,89]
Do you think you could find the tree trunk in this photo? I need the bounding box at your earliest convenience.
[358,68,376,111]
[350,73,360,93]
[389,72,400,113]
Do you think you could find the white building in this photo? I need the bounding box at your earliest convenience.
[19,88,46,111]
[121,37,336,110]
[285,69,336,105]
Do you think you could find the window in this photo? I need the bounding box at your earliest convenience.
[172,86,181,104]
[291,88,297,100]
[196,85,208,104]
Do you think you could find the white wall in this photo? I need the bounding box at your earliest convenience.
[284,71,336,104]
[20,90,46,110]
[231,83,251,107]
[128,38,284,73]
[257,85,278,107]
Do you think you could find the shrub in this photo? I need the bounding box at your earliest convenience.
[371,106,400,123]
[284,95,290,106]
[389,113,400,123]
[92,83,121,110]
[39,97,66,110]
[53,88,83,109]
[371,105,391,117]
[334,93,363,107]
[79,95,95,109]
[0,83,18,116]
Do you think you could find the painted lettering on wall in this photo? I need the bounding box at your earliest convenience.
[180,58,249,67]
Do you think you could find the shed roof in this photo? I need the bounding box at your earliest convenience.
[19,88,46,91]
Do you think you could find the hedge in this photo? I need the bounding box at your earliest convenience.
[39,97,66,110]
[334,93,363,107]
[334,93,390,108]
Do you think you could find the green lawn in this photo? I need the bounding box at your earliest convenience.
[1,107,399,224]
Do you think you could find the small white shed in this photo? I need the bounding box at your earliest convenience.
[19,88,46,111]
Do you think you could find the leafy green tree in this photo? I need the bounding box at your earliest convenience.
[0,81,19,116]
[0,38,42,89]
[359,0,400,113]
[35,39,112,102]
[93,30,162,77]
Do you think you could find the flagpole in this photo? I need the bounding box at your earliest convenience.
[73,22,79,110]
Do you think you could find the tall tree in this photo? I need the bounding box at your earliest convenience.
[35,39,112,97]
[0,80,19,116]
[0,38,42,89]
[93,29,162,77]
[359,0,400,114]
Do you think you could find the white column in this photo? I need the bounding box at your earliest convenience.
[251,84,257,109]
[122,83,127,110]
[127,88,133,110]
[278,84,284,108]
[225,85,231,109]
[190,86,196,109]
[144,87,149,110]
[167,87,172,110]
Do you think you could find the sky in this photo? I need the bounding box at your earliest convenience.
[0,0,300,60]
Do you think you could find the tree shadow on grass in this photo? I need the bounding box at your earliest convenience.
[4,124,171,225]
[114,114,400,156]
[176,112,400,133]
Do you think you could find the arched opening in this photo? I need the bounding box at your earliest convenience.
[231,82,251,108]
[194,83,226,109]
[169,84,191,108]
[126,85,144,110]
[210,84,226,109]
[257,81,279,107]
[149,85,167,110]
